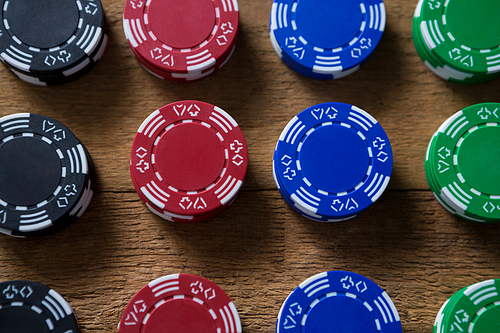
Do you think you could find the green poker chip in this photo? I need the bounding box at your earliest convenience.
[425,103,500,223]
[412,0,500,84]
[434,280,500,333]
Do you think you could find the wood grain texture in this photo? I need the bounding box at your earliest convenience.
[1,0,500,332]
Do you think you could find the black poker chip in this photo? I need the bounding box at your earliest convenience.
[0,0,107,85]
[0,280,79,333]
[0,113,94,237]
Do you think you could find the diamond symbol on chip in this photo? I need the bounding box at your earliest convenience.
[44,55,57,66]
[355,281,367,293]
[351,48,362,58]
[217,35,228,46]
[57,197,69,208]
[281,155,292,166]
[377,151,388,162]
[204,288,216,300]
[232,154,244,166]
[20,286,33,298]
[136,147,147,159]
[483,202,495,213]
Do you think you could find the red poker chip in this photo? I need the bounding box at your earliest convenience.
[130,174,234,223]
[146,201,231,223]
[123,0,239,75]
[118,274,242,333]
[130,43,236,82]
[134,45,236,82]
[130,101,248,220]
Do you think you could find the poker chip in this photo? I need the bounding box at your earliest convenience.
[269,0,386,79]
[0,113,95,237]
[413,0,500,84]
[276,271,402,333]
[0,0,107,86]
[0,280,79,333]
[425,102,500,223]
[123,0,239,81]
[130,101,248,223]
[433,279,500,333]
[118,273,242,333]
[273,102,393,222]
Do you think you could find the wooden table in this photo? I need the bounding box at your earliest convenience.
[1,0,500,332]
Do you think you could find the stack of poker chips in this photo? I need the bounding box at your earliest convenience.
[0,0,107,86]
[273,102,393,222]
[425,103,500,223]
[0,113,94,237]
[123,0,239,82]
[434,279,500,333]
[130,101,248,223]
[413,0,500,84]
[276,271,403,333]
[269,0,386,79]
[118,274,242,333]
[0,280,80,333]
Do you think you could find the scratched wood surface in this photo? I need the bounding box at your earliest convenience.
[1,0,500,332]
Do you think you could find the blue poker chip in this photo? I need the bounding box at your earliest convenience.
[276,271,402,333]
[270,29,362,80]
[273,160,355,222]
[269,0,385,79]
[273,102,392,221]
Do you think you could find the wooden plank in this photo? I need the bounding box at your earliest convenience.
[0,0,499,332]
